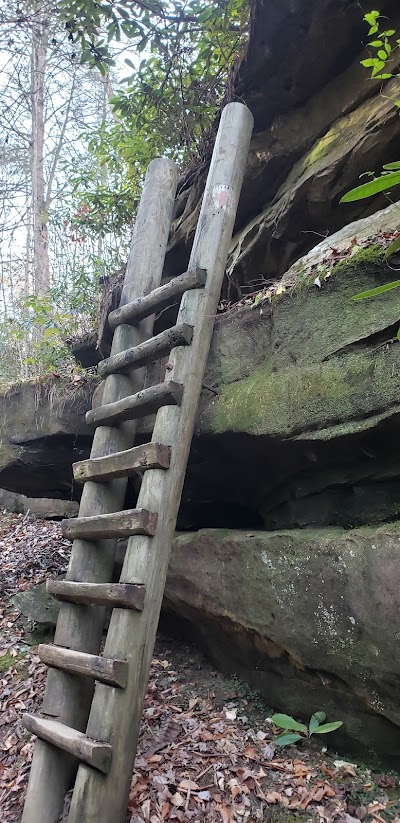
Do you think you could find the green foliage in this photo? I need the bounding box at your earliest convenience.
[0,265,102,384]
[340,170,400,202]
[271,714,308,734]
[352,280,400,300]
[341,10,400,217]
[271,711,343,748]
[360,9,400,83]
[65,176,139,236]
[384,235,400,258]
[58,0,249,237]
[341,9,400,302]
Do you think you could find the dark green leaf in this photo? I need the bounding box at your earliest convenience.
[312,721,343,734]
[352,280,400,300]
[271,714,308,733]
[384,236,400,258]
[274,733,303,747]
[309,714,321,735]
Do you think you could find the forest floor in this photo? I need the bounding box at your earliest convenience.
[0,512,399,823]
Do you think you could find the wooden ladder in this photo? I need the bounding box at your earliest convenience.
[21,102,253,823]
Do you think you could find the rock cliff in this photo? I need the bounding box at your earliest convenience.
[2,0,400,762]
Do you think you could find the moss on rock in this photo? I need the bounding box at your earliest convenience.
[332,244,385,276]
[206,347,400,440]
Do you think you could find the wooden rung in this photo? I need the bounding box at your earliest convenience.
[47,580,145,611]
[108,267,207,329]
[62,508,157,541]
[38,644,128,688]
[73,442,171,483]
[22,714,112,774]
[98,323,193,378]
[86,381,183,429]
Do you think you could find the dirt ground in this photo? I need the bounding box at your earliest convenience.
[1,512,399,822]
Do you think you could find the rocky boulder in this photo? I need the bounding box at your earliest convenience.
[165,526,400,765]
[0,488,78,518]
[0,378,94,498]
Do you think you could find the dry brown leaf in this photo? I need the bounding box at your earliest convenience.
[170,792,185,808]
[321,764,336,779]
[243,746,257,760]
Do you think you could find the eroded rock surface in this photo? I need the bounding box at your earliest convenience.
[166,526,400,764]
[0,379,93,497]
[167,0,400,294]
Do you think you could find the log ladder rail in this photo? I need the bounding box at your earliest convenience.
[21,103,253,823]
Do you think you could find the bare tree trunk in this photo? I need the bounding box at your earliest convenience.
[96,74,112,262]
[30,5,50,296]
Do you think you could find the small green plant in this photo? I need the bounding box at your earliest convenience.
[340,9,400,300]
[271,711,343,748]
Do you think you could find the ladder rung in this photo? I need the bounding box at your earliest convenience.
[86,381,183,428]
[47,580,145,610]
[62,508,157,541]
[38,644,128,688]
[73,442,171,483]
[108,267,207,329]
[98,323,193,378]
[22,714,112,774]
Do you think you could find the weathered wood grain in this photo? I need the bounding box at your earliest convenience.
[47,580,145,610]
[61,509,157,541]
[22,715,112,774]
[108,267,207,329]
[68,103,254,823]
[85,381,183,428]
[21,158,178,823]
[98,323,193,378]
[38,645,128,688]
[73,443,170,483]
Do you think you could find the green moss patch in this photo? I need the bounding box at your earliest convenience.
[206,349,400,439]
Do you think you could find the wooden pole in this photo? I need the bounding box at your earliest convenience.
[67,102,253,823]
[21,157,178,823]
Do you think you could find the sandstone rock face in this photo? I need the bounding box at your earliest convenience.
[166,526,400,765]
[80,0,400,363]
[182,230,400,533]
[166,0,400,294]
[0,379,94,498]
[0,488,78,518]
[3,0,400,760]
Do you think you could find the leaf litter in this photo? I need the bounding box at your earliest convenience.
[0,512,399,822]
